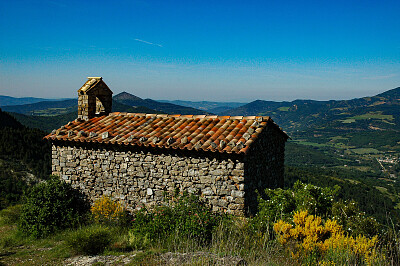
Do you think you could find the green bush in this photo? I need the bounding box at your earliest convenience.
[251,181,381,238]
[126,230,151,250]
[130,192,223,244]
[251,181,339,234]
[66,225,112,255]
[19,176,89,238]
[173,193,221,241]
[131,205,174,240]
[332,199,380,237]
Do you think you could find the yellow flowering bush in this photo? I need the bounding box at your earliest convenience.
[91,195,125,225]
[274,210,378,265]
[251,181,339,236]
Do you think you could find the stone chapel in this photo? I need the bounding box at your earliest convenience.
[45,77,288,215]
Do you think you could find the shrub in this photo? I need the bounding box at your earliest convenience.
[251,181,339,234]
[332,199,380,238]
[19,176,89,238]
[66,225,112,255]
[251,181,380,239]
[91,195,127,225]
[130,192,223,244]
[274,210,378,265]
[172,192,222,241]
[131,205,174,240]
[126,229,151,250]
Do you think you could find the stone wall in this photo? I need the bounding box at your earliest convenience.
[51,143,247,215]
[244,125,287,214]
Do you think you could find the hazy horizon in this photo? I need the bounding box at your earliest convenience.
[0,85,397,104]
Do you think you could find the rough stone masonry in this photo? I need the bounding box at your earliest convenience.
[52,144,246,214]
[51,124,285,215]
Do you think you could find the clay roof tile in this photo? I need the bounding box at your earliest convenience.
[44,112,288,154]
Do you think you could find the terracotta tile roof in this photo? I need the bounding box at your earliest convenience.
[45,113,288,154]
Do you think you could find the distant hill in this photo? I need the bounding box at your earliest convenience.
[158,99,246,113]
[2,92,208,116]
[207,106,235,114]
[9,112,78,133]
[8,100,159,132]
[113,92,142,102]
[111,100,158,114]
[1,99,77,116]
[0,95,66,107]
[376,86,400,99]
[224,87,400,133]
[224,100,288,116]
[114,92,208,115]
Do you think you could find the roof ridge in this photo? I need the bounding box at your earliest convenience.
[107,112,271,121]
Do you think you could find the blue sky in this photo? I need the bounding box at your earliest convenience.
[1,0,399,101]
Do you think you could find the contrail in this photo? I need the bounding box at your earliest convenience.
[134,38,163,48]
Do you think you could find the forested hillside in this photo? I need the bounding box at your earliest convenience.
[158,99,246,114]
[0,95,55,106]
[1,99,77,116]
[0,108,23,129]
[225,87,400,132]
[0,109,51,208]
[113,92,209,115]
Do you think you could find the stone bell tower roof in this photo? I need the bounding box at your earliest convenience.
[77,77,113,120]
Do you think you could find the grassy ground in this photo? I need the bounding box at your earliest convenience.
[292,140,330,148]
[277,107,290,111]
[341,118,356,123]
[350,112,394,121]
[350,148,381,155]
[0,225,69,265]
[0,215,293,265]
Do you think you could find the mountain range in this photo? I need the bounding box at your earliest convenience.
[113,92,208,115]
[0,92,208,117]
[157,99,246,114]
[0,95,67,107]
[1,87,399,135]
[225,87,400,133]
[1,99,77,116]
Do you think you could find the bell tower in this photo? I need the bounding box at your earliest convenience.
[77,77,113,120]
